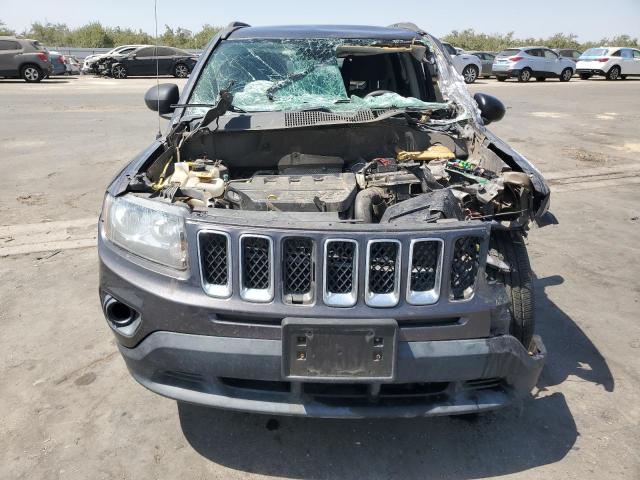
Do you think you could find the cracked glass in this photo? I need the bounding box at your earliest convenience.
[187,38,448,115]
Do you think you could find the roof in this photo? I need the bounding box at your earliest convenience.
[228,25,421,41]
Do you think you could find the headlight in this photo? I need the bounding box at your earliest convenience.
[103,194,188,270]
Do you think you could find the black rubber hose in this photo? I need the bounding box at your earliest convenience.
[354,187,385,223]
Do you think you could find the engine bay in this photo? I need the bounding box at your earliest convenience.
[126,118,536,228]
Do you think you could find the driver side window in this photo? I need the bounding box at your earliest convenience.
[543,50,558,59]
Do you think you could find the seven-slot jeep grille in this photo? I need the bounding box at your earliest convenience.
[199,232,484,306]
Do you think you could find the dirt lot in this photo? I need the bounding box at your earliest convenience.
[1,75,639,480]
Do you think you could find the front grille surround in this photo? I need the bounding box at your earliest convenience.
[323,239,359,307]
[365,239,401,308]
[239,234,274,303]
[197,230,232,298]
[406,238,444,305]
[282,237,315,305]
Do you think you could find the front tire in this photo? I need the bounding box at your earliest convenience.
[579,73,591,80]
[462,64,479,84]
[111,64,128,79]
[517,68,532,82]
[496,76,507,82]
[173,63,189,78]
[21,64,43,83]
[489,230,536,349]
[606,65,621,80]
[559,68,573,82]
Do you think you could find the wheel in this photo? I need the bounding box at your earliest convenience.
[496,76,507,82]
[606,65,620,80]
[559,68,573,82]
[488,230,535,349]
[462,64,479,84]
[517,68,532,82]
[111,64,128,79]
[173,63,189,78]
[579,73,591,80]
[21,64,43,82]
[535,77,546,82]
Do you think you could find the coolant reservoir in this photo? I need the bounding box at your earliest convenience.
[169,160,226,198]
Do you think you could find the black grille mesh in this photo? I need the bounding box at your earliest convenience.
[368,242,398,294]
[283,238,313,295]
[200,233,228,286]
[241,237,271,290]
[451,236,481,300]
[326,241,355,294]
[410,241,440,292]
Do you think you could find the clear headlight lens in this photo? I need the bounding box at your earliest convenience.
[103,194,188,270]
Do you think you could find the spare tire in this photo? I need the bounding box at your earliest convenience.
[489,230,535,349]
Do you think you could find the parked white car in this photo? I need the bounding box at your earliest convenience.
[576,47,640,80]
[441,42,483,83]
[82,45,149,74]
[492,47,575,82]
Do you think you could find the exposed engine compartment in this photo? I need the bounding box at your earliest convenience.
[128,119,536,228]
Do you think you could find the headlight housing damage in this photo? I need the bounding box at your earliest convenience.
[103,194,188,270]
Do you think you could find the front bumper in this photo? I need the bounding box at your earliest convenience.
[120,330,545,418]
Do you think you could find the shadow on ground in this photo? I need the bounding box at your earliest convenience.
[178,274,613,479]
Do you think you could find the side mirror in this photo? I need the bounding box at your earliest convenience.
[473,93,505,125]
[144,83,180,114]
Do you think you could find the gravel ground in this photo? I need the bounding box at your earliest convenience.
[1,74,639,480]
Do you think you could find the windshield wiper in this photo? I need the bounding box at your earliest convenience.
[266,65,320,101]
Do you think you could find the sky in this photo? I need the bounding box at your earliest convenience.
[2,0,639,41]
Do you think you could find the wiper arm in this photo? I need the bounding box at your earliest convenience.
[171,102,246,113]
[266,65,319,101]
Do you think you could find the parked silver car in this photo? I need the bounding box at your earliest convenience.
[492,47,575,82]
[468,51,496,78]
[554,48,582,63]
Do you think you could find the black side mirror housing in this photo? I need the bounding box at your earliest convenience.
[473,93,506,125]
[144,83,180,114]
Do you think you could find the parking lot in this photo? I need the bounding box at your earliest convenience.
[1,75,639,479]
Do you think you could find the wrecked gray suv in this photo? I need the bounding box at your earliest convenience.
[99,23,550,418]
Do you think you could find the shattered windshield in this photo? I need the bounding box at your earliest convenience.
[187,38,448,115]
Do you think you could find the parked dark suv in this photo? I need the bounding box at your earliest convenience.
[0,37,53,82]
[99,22,550,418]
[94,45,198,79]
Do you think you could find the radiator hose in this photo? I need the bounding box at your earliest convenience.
[354,187,386,223]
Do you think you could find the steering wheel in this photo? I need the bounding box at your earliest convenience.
[364,89,394,98]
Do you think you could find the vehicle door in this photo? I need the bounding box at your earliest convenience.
[543,49,562,75]
[619,49,635,75]
[632,50,640,75]
[124,47,156,75]
[155,47,176,75]
[483,53,496,75]
[0,39,21,75]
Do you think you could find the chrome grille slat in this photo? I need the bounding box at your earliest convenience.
[450,236,481,300]
[406,239,443,305]
[323,239,358,307]
[198,231,232,298]
[240,234,274,303]
[365,240,401,308]
[282,237,314,304]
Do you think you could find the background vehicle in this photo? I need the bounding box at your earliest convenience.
[64,55,81,75]
[98,23,548,419]
[554,48,582,63]
[0,36,52,82]
[492,47,575,82]
[441,41,483,83]
[82,45,149,74]
[468,51,496,78]
[48,51,68,76]
[576,47,640,80]
[99,45,198,78]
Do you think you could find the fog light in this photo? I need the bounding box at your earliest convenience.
[104,298,137,327]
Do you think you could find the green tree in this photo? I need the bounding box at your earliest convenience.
[27,22,70,46]
[68,22,113,48]
[0,20,15,36]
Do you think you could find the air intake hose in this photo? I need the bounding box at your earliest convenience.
[354,187,386,223]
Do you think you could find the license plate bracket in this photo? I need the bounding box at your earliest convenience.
[282,318,397,381]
